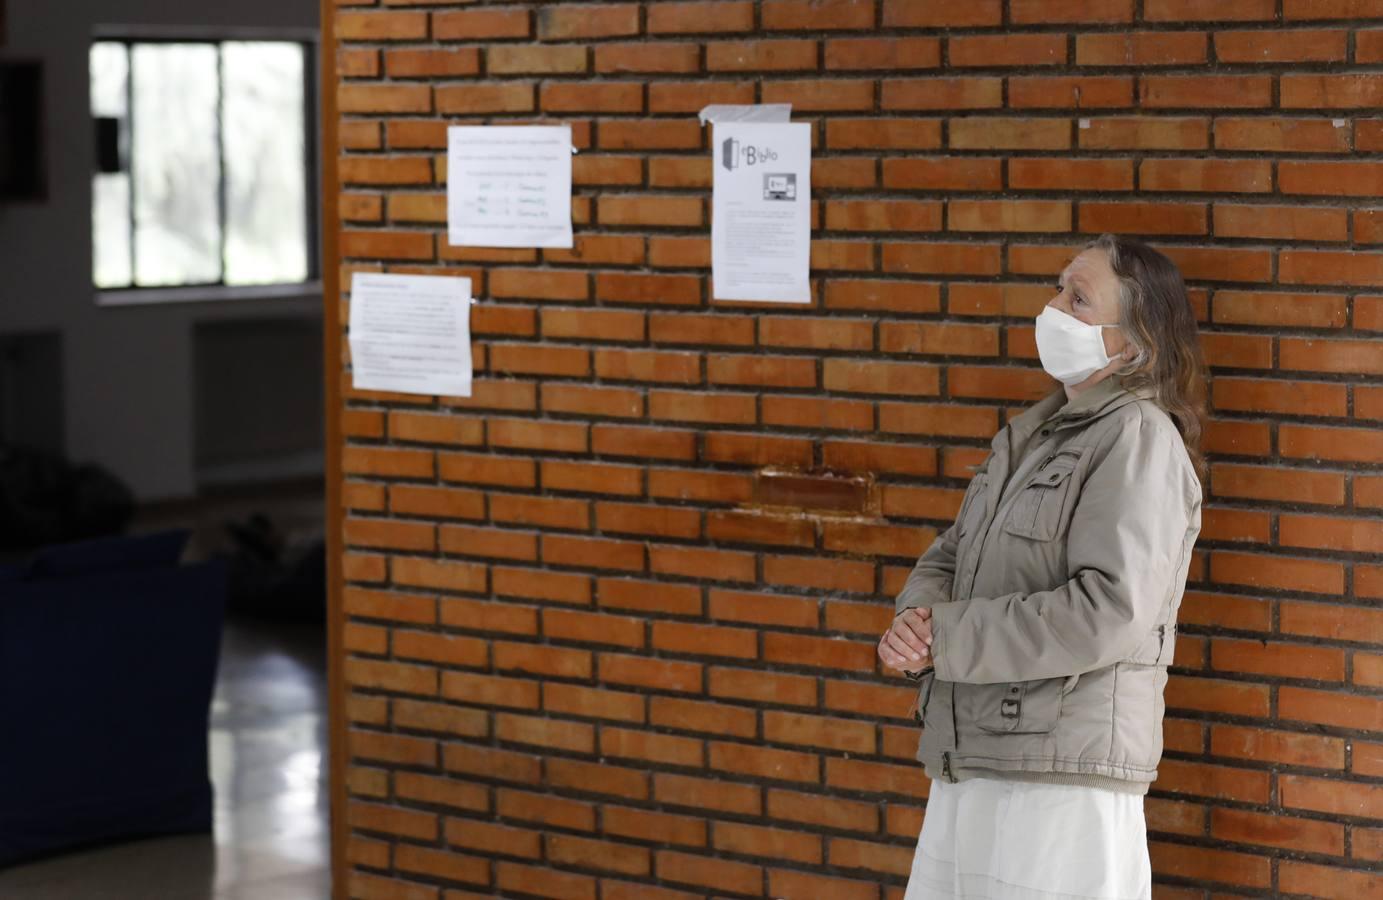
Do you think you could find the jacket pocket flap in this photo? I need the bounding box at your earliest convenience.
[1030,454,1079,488]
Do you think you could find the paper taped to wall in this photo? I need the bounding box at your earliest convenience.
[447,124,573,249]
[348,273,473,397]
[711,122,812,303]
[698,103,792,125]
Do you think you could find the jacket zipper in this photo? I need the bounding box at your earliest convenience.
[942,751,953,782]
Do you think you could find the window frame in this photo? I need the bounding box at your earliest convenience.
[90,25,322,306]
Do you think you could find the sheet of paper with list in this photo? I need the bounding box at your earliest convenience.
[348,273,473,397]
[711,121,812,303]
[447,124,573,249]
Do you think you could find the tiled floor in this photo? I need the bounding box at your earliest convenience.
[0,614,332,899]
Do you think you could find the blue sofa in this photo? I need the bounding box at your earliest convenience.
[0,529,227,868]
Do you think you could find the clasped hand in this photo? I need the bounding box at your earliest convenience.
[878,607,933,674]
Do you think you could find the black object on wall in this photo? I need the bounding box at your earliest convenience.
[0,61,45,202]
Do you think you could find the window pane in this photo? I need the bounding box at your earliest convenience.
[131,43,222,287]
[222,42,308,285]
[93,175,133,288]
[91,43,132,288]
[90,42,128,117]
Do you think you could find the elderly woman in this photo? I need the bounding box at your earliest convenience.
[879,233,1207,900]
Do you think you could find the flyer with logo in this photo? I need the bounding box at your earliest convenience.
[711,121,812,303]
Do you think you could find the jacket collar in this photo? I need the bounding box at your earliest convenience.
[996,373,1152,459]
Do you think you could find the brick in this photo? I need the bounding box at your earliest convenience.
[432,8,531,40]
[336,11,428,40]
[1211,638,1345,682]
[826,199,942,233]
[1148,842,1270,889]
[540,82,643,114]
[1215,28,1348,62]
[344,229,439,262]
[1279,862,1383,900]
[951,34,1066,67]
[598,577,704,616]
[762,0,875,30]
[546,760,648,804]
[761,79,875,112]
[650,83,755,116]
[647,696,757,741]
[1218,118,1344,156]
[536,4,639,40]
[882,78,1002,111]
[1280,161,1383,197]
[338,84,432,114]
[338,157,425,185]
[1212,376,1347,417]
[1210,551,1345,596]
[1008,75,1134,109]
[710,740,821,783]
[881,0,1001,26]
[435,83,534,115]
[385,48,480,78]
[1140,158,1271,193]
[600,652,703,694]
[488,417,589,453]
[1145,0,1275,20]
[656,849,763,895]
[1280,337,1383,374]
[595,42,700,74]
[1277,774,1377,823]
[603,805,707,848]
[1282,685,1383,735]
[950,199,1072,233]
[597,502,701,540]
[650,389,756,424]
[1075,31,1208,66]
[347,871,437,900]
[825,756,928,799]
[647,1,756,34]
[1217,290,1344,329]
[1283,74,1383,109]
[650,545,757,582]
[489,45,588,75]
[1211,724,1345,769]
[882,241,1002,275]
[1281,424,1383,464]
[883,157,1002,191]
[949,117,1070,150]
[599,193,703,226]
[597,272,702,306]
[707,354,817,388]
[823,358,940,396]
[592,424,698,461]
[1140,75,1272,109]
[713,818,824,864]
[1212,463,1345,506]
[1079,117,1209,151]
[825,37,940,70]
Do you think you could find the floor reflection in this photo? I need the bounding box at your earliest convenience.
[0,616,330,899]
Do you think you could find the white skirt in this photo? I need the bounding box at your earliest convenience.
[904,775,1152,900]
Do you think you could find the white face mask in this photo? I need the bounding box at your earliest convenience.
[1034,306,1120,386]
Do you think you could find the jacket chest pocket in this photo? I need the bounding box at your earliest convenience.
[1001,450,1082,542]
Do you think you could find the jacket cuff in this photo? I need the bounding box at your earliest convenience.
[928,600,954,682]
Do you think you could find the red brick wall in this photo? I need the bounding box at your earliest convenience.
[323,2,1383,897]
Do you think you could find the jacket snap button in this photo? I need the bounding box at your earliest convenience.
[1009,685,1020,693]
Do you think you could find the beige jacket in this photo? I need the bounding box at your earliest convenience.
[896,375,1201,795]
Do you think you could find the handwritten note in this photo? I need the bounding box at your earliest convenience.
[447,125,573,249]
[348,273,472,397]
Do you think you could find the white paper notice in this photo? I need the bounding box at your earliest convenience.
[447,124,573,249]
[348,273,473,397]
[711,122,812,303]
